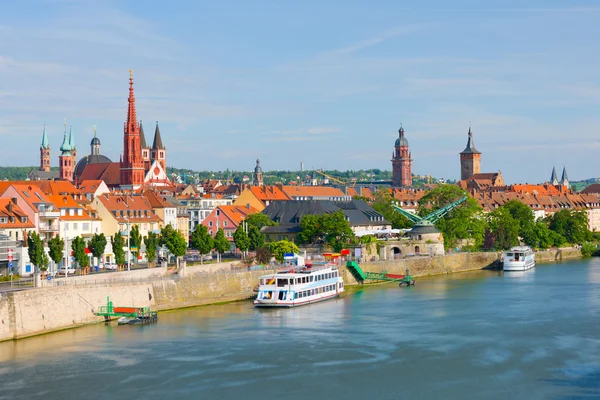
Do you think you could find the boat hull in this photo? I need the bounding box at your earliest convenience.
[254,292,340,308]
[503,260,535,271]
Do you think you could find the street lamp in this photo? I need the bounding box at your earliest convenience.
[124,217,131,272]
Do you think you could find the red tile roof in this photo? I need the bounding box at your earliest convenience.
[78,180,105,194]
[79,162,121,187]
[96,194,162,223]
[281,185,347,198]
[0,199,35,229]
[249,186,290,202]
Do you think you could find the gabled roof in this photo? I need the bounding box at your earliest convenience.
[33,180,81,196]
[47,195,100,221]
[141,189,175,208]
[78,180,105,194]
[79,162,121,187]
[581,184,600,194]
[0,199,35,229]
[249,186,290,202]
[4,183,54,211]
[218,205,259,225]
[96,194,162,224]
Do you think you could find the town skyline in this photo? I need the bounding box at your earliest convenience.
[2,1,600,183]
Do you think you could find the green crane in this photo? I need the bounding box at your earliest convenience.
[392,196,468,227]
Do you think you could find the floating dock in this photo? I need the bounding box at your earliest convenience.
[94,297,158,325]
[346,261,415,286]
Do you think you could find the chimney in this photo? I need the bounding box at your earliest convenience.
[11,197,17,205]
[275,183,283,190]
[246,203,251,210]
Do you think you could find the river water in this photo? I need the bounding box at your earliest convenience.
[1,259,600,399]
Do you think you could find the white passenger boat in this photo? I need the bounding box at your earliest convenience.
[503,246,535,271]
[254,264,345,308]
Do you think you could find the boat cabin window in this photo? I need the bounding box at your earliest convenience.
[277,279,288,287]
[506,253,514,257]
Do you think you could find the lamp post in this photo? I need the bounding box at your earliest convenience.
[124,217,131,272]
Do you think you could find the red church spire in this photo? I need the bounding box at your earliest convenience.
[120,69,145,188]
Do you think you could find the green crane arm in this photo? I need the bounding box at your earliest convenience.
[423,196,468,223]
[391,204,424,224]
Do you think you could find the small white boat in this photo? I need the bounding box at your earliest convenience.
[503,246,535,271]
[254,264,344,308]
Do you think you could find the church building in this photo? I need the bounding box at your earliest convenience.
[391,126,412,188]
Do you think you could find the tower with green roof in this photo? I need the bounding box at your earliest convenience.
[40,125,51,172]
[59,122,75,181]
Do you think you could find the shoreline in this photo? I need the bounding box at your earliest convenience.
[0,248,583,342]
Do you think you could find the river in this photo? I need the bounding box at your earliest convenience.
[1,258,599,399]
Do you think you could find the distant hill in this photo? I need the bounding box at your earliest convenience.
[0,166,60,181]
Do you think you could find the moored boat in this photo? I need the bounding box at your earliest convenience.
[254,264,344,308]
[503,246,535,271]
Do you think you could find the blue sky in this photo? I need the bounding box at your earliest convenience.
[1,0,599,183]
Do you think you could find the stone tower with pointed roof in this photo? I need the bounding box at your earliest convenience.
[40,125,51,172]
[120,69,145,189]
[68,125,76,165]
[460,126,481,180]
[59,123,75,181]
[391,126,412,187]
[140,121,152,171]
[253,159,264,186]
[550,167,559,185]
[151,121,166,171]
[560,167,569,188]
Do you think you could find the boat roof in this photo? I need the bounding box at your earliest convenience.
[259,265,338,279]
[508,246,532,251]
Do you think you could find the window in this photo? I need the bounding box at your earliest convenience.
[223,220,228,227]
[209,221,213,227]
[82,223,90,231]
[69,209,74,216]
[64,223,69,230]
[0,217,6,224]
[77,209,82,216]
[216,209,220,216]
[73,223,78,230]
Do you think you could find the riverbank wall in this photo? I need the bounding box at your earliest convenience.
[0,248,582,342]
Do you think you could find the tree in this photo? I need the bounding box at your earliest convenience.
[88,233,107,266]
[371,188,413,229]
[418,185,485,250]
[190,224,213,264]
[255,246,272,264]
[549,209,591,244]
[269,240,299,263]
[248,225,265,251]
[322,211,355,252]
[487,208,520,250]
[233,224,250,256]
[144,232,159,267]
[244,213,276,251]
[161,225,187,267]
[27,231,46,273]
[297,214,325,244]
[213,228,230,263]
[112,232,126,267]
[48,235,65,267]
[129,224,142,264]
[71,236,89,272]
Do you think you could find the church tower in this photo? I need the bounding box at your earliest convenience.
[140,121,151,172]
[151,121,166,171]
[59,123,74,181]
[550,167,559,185]
[40,125,50,172]
[460,126,481,180]
[120,69,145,189]
[560,167,569,188]
[391,126,412,187]
[253,159,264,186]
[90,125,101,156]
[68,125,76,165]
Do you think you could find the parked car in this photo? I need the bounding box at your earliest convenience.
[57,267,76,275]
[105,263,118,270]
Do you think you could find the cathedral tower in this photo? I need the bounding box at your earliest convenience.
[40,125,50,172]
[460,126,481,180]
[151,121,166,171]
[140,121,151,171]
[120,69,145,188]
[59,123,74,181]
[391,126,412,187]
[253,159,264,186]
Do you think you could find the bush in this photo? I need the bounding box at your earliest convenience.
[581,242,598,257]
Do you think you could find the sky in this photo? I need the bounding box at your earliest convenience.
[1,0,599,183]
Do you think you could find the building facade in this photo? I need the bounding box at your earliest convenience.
[460,127,481,180]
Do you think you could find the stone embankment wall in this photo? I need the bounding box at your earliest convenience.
[0,249,582,342]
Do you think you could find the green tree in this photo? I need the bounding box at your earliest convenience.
[213,228,230,262]
[487,208,520,250]
[233,224,250,256]
[269,240,299,263]
[129,224,142,264]
[143,232,159,266]
[27,231,46,273]
[48,235,65,267]
[322,211,355,252]
[255,246,272,264]
[371,189,413,229]
[71,236,89,271]
[418,185,485,250]
[161,225,187,267]
[244,213,276,249]
[248,225,265,251]
[88,233,107,267]
[245,213,276,230]
[297,214,325,244]
[549,209,591,244]
[112,232,126,267]
[190,224,213,264]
